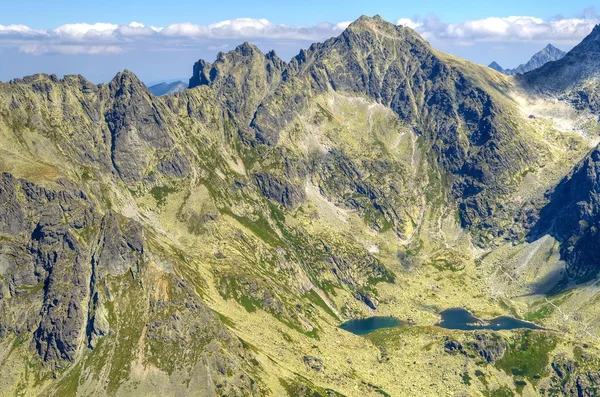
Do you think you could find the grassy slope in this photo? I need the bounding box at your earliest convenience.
[0,29,599,397]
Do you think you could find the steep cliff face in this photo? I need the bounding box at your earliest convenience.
[521,25,600,113]
[2,14,600,397]
[529,146,600,282]
[189,43,286,125]
[242,16,541,239]
[0,170,263,395]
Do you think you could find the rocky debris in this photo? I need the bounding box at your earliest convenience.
[443,338,464,354]
[353,289,379,310]
[303,355,324,372]
[548,355,600,397]
[145,277,263,395]
[254,172,306,209]
[468,332,506,363]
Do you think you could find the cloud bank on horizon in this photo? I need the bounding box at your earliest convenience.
[1,10,599,56]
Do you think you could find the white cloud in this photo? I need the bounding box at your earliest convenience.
[398,14,599,44]
[53,23,118,39]
[396,18,422,30]
[19,44,124,55]
[0,13,598,55]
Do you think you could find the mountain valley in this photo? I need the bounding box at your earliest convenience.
[0,15,600,397]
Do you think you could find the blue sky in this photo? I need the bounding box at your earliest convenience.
[0,1,599,83]
[3,0,597,27]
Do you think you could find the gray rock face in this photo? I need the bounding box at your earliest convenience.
[106,70,181,184]
[0,173,95,365]
[254,172,305,209]
[189,43,286,125]
[530,146,600,282]
[0,173,26,234]
[443,338,464,354]
[0,172,147,367]
[521,25,600,113]
[94,211,144,276]
[314,149,407,236]
[550,355,600,396]
[148,81,187,96]
[244,16,538,236]
[468,332,506,363]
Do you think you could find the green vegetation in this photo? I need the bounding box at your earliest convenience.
[150,184,178,206]
[305,290,339,320]
[524,304,554,321]
[462,372,472,385]
[487,386,514,397]
[495,331,557,383]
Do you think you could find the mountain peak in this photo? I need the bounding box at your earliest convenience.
[108,70,148,95]
[488,61,504,72]
[346,14,399,35]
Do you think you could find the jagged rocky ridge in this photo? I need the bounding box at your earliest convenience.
[191,16,542,240]
[0,14,600,397]
[489,44,566,75]
[530,145,600,282]
[521,25,600,113]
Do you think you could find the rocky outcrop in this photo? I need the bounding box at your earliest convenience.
[106,70,183,184]
[443,338,464,354]
[314,149,409,236]
[0,173,147,367]
[189,43,286,125]
[530,146,600,281]
[94,210,144,277]
[521,25,600,113]
[0,173,95,365]
[303,355,324,372]
[244,16,538,236]
[548,355,600,397]
[254,172,305,209]
[468,332,506,363]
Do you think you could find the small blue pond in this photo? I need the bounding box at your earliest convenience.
[437,308,543,331]
[339,316,404,335]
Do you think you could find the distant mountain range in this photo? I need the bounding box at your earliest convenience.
[489,44,566,75]
[148,80,187,96]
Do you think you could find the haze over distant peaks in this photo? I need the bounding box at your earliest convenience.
[489,43,566,75]
[148,80,187,96]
